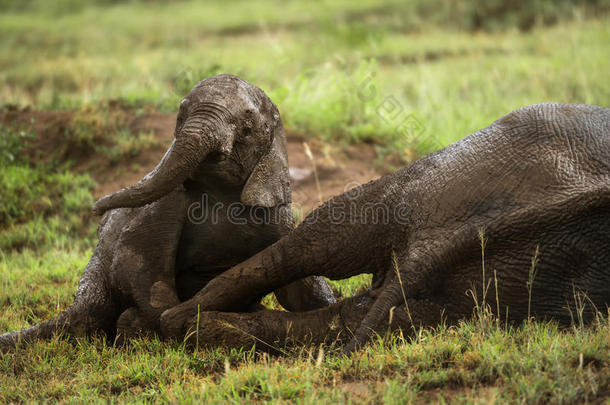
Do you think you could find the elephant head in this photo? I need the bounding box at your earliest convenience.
[92,74,291,215]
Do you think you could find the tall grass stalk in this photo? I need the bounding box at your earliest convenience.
[527,245,540,322]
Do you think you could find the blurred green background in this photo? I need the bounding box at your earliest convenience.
[1,0,609,156]
[1,2,610,402]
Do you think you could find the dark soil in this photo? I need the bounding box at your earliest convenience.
[1,109,386,214]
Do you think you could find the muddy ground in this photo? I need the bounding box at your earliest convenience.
[1,109,388,215]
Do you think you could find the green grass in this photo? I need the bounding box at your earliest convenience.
[0,130,608,404]
[0,125,97,252]
[1,1,609,403]
[1,0,609,157]
[1,294,608,403]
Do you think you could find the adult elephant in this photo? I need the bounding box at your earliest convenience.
[0,75,335,350]
[159,103,610,352]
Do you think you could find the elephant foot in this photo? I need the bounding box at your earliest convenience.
[274,276,336,311]
[160,303,197,339]
[115,307,158,344]
[160,295,267,340]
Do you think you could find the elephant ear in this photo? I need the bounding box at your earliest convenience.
[240,128,291,207]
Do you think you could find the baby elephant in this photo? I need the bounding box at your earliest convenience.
[0,75,335,350]
[161,103,610,352]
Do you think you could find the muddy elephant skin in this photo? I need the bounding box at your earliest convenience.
[0,75,335,350]
[160,103,610,352]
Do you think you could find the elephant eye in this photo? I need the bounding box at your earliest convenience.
[176,115,185,132]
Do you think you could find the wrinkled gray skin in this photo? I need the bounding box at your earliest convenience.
[0,75,335,350]
[160,103,610,353]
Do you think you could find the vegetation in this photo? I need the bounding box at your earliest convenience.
[0,0,608,403]
[0,125,96,251]
[0,315,607,403]
[1,0,609,156]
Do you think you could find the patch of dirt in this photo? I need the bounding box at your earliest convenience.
[0,109,387,214]
[81,112,175,198]
[286,133,387,214]
[415,385,500,404]
[338,381,375,400]
[336,380,506,403]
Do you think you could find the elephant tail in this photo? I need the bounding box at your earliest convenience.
[0,255,118,352]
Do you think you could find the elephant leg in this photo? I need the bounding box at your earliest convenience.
[343,236,476,353]
[114,307,156,343]
[175,270,221,302]
[1,251,119,350]
[181,294,449,351]
[184,294,372,350]
[173,263,335,314]
[175,269,271,311]
[160,241,298,337]
[160,210,381,338]
[271,207,336,311]
[112,191,186,336]
[273,276,336,311]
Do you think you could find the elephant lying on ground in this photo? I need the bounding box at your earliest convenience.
[0,75,334,350]
[160,103,610,352]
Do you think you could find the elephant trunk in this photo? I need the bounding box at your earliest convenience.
[93,127,217,216]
